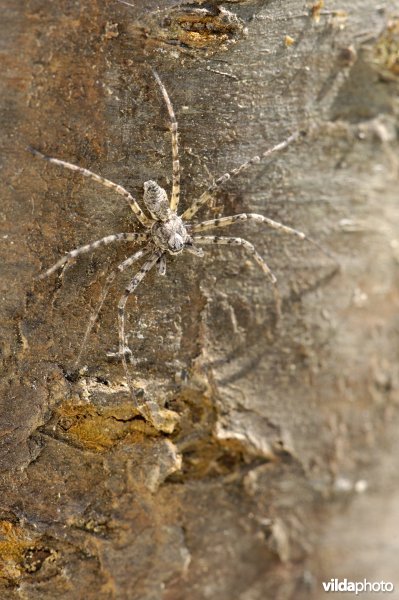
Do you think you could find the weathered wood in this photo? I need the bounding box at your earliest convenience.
[1,0,399,597]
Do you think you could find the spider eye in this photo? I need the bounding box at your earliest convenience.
[168,233,184,253]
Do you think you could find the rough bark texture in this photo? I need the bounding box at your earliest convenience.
[1,0,399,598]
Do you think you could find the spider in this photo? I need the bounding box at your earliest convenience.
[29,68,333,432]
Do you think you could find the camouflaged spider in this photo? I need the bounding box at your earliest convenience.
[29,68,332,431]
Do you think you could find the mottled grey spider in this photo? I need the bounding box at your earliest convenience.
[29,68,332,432]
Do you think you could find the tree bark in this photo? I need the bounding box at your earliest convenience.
[1,0,399,598]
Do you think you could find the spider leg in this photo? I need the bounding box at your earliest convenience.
[157,254,167,276]
[194,234,282,318]
[117,250,179,432]
[151,69,180,212]
[188,213,336,261]
[75,245,152,368]
[118,250,162,361]
[118,250,178,428]
[182,131,300,221]
[28,147,153,227]
[38,232,149,279]
[193,235,277,284]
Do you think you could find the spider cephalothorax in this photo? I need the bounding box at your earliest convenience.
[29,68,334,432]
[151,216,202,256]
[143,179,203,256]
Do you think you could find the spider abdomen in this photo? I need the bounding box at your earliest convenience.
[143,180,170,221]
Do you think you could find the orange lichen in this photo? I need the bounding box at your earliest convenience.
[284,35,295,47]
[0,521,30,580]
[56,400,157,451]
[167,7,244,49]
[0,521,54,581]
[373,18,399,79]
[130,5,246,53]
[310,0,324,23]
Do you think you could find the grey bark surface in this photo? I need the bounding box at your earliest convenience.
[1,0,399,598]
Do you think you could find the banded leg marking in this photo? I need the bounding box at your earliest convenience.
[157,254,167,276]
[189,213,335,260]
[28,147,153,227]
[189,213,305,237]
[38,232,149,279]
[193,235,277,284]
[182,131,300,221]
[117,250,161,375]
[74,245,152,367]
[117,250,172,426]
[151,69,181,212]
[194,234,282,318]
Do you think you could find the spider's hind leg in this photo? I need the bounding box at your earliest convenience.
[38,233,149,279]
[28,147,153,227]
[151,69,181,212]
[182,132,300,221]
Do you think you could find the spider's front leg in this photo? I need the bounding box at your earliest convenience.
[189,213,336,262]
[76,246,152,368]
[193,234,282,318]
[117,251,162,360]
[157,255,167,276]
[116,250,179,433]
[193,235,277,283]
